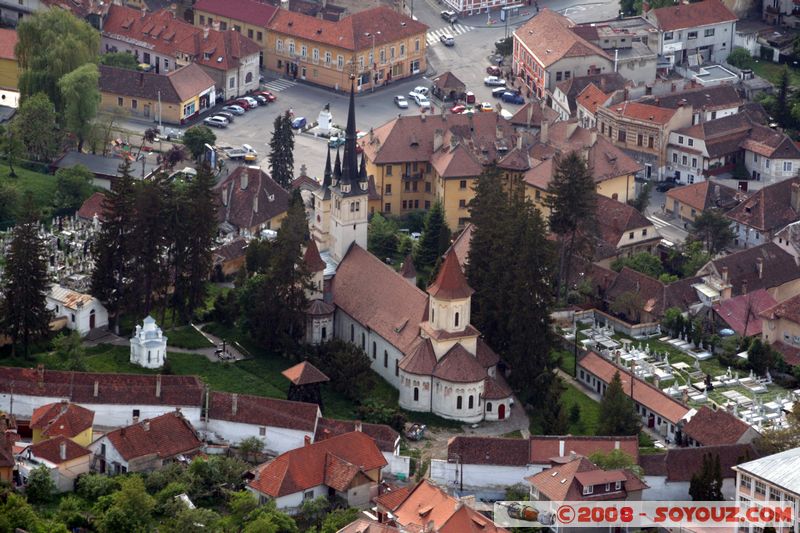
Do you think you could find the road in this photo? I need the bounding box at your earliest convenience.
[646,188,690,245]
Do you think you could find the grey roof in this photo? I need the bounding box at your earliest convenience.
[735,447,800,494]
[53,151,160,180]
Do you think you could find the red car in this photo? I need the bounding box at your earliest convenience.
[451,104,466,114]
[233,99,252,110]
[255,91,277,102]
[486,65,501,76]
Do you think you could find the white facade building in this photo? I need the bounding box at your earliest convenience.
[130,316,168,369]
[46,284,108,336]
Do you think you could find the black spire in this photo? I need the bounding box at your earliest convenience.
[333,78,367,197]
[359,152,367,182]
[333,147,341,183]
[321,145,332,199]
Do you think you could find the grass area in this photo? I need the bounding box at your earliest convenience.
[553,348,577,377]
[501,430,523,438]
[750,60,800,86]
[0,163,58,220]
[560,383,601,436]
[166,325,214,349]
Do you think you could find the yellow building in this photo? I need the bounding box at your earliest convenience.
[98,63,216,125]
[0,29,18,92]
[30,401,94,448]
[192,0,276,67]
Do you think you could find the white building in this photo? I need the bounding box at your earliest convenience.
[130,316,167,369]
[733,447,800,533]
[16,435,91,492]
[46,284,108,336]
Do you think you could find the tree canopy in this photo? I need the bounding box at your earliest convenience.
[691,209,735,255]
[597,371,641,436]
[59,63,100,151]
[269,111,295,188]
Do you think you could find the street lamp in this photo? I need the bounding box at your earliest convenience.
[365,31,381,91]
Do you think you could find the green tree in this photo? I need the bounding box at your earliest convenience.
[368,212,399,260]
[610,290,644,323]
[776,67,791,129]
[76,473,120,500]
[662,307,684,337]
[689,453,723,501]
[100,51,139,70]
[59,63,100,151]
[756,403,800,454]
[239,435,265,463]
[691,209,735,254]
[540,377,568,434]
[748,338,778,376]
[129,177,169,316]
[310,339,373,401]
[611,252,664,278]
[321,508,360,533]
[299,496,330,532]
[16,9,99,111]
[546,151,597,303]
[54,164,94,212]
[597,371,641,436]
[628,181,652,212]
[269,110,295,188]
[1,195,52,358]
[95,476,155,533]
[589,449,644,478]
[414,200,450,284]
[0,123,24,177]
[13,92,58,161]
[26,464,56,503]
[727,47,754,69]
[52,330,86,370]
[183,125,216,161]
[0,182,19,229]
[0,493,43,532]
[56,494,90,530]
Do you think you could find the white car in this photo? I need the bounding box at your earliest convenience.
[484,76,506,86]
[409,86,429,98]
[440,34,455,46]
[204,116,229,128]
[394,95,409,109]
[410,92,431,110]
[241,96,259,108]
[222,105,246,115]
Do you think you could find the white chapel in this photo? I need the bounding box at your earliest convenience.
[130,316,168,369]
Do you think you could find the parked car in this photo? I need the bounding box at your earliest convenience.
[492,87,508,98]
[409,86,429,97]
[394,95,409,109]
[484,76,506,86]
[440,10,457,22]
[253,95,268,105]
[160,127,183,141]
[440,34,455,46]
[451,104,466,114]
[465,91,476,104]
[479,102,494,112]
[241,96,259,108]
[656,179,679,192]
[486,65,501,76]
[233,99,252,110]
[291,116,307,129]
[257,91,277,102]
[328,135,345,148]
[502,91,524,104]
[223,105,245,115]
[410,92,431,110]
[204,116,229,128]
[215,110,235,123]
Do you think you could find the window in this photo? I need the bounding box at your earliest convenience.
[229,77,235,89]
[425,200,430,209]
[132,409,140,419]
[583,485,594,495]
[487,402,492,412]
[350,324,354,342]
[766,159,770,169]
[117,97,123,106]
[386,165,393,176]
[556,72,562,82]
[304,490,314,500]
[460,180,467,189]
[648,136,654,148]
[380,49,386,63]
[741,476,752,490]
[605,483,611,491]
[312,48,319,62]
[361,332,365,349]
[459,199,466,208]
[390,46,395,59]
[337,55,344,70]
[615,481,622,490]
[629,231,634,239]
[678,136,684,144]
[642,229,648,236]
[425,182,431,193]
[682,155,688,166]
[565,71,570,80]
[754,153,759,163]
[705,28,715,37]
[324,51,331,65]
[384,202,391,212]
[415,39,420,51]
[688,31,697,39]
[234,25,241,32]
[143,52,151,63]
[276,39,283,52]
[692,158,697,168]
[288,41,295,55]
[248,29,253,39]
[400,44,405,56]
[259,426,266,436]
[164,59,169,70]
[455,312,460,327]
[71,313,76,323]
[785,161,793,172]
[404,182,410,193]
[664,31,674,40]
[372,341,376,359]
[673,153,678,163]
[467,395,474,409]
[257,31,263,41]
[414,387,419,401]
[637,134,643,146]
[688,138,694,147]
[755,481,766,496]
[220,21,227,30]
[199,15,205,24]
[384,350,388,368]
[131,99,138,110]
[395,359,399,377]
[456,396,463,409]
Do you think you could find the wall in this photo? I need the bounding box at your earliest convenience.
[101,37,174,73]
[335,309,404,390]
[193,10,265,65]
[656,21,736,65]
[547,55,615,94]
[430,459,543,491]
[743,150,799,186]
[203,419,312,456]
[343,476,378,509]
[398,372,433,412]
[763,316,800,347]
[0,56,19,90]
[46,298,108,336]
[439,174,477,229]
[595,174,637,205]
[383,451,411,477]
[88,436,130,473]
[33,425,93,447]
[100,91,181,124]
[430,377,484,423]
[252,484,328,514]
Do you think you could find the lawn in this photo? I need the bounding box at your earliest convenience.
[166,325,214,349]
[0,163,58,225]
[750,60,800,86]
[561,383,601,435]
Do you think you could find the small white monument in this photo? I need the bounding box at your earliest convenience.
[130,316,168,369]
[317,103,333,135]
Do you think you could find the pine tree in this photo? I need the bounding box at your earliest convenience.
[91,158,136,331]
[269,111,295,188]
[129,176,169,316]
[540,376,569,434]
[1,194,52,358]
[691,209,736,255]
[414,201,450,284]
[597,371,641,436]
[777,68,791,128]
[689,453,723,500]
[546,151,597,303]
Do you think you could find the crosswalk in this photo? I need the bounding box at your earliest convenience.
[426,24,474,46]
[647,215,670,230]
[262,78,297,93]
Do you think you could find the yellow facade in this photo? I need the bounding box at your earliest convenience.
[193,9,266,62]
[525,173,636,220]
[100,92,196,125]
[32,426,93,448]
[0,57,19,90]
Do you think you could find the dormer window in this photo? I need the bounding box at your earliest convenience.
[360,181,367,191]
[342,184,350,193]
[583,485,593,495]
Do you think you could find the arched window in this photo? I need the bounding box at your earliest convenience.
[414,387,419,401]
[245,72,253,83]
[468,395,474,409]
[147,350,151,363]
[395,359,399,377]
[487,402,493,412]
[350,324,354,342]
[431,307,435,322]
[361,332,365,349]
[454,312,460,328]
[456,396,463,409]
[372,341,377,359]
[612,193,619,200]
[384,350,388,368]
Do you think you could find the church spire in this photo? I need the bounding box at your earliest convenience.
[359,152,367,182]
[323,146,332,188]
[427,249,474,300]
[332,78,368,197]
[333,147,341,183]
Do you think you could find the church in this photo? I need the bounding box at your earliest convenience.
[303,79,513,423]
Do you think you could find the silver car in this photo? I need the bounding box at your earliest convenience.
[204,116,229,128]
[223,104,246,115]
[394,95,409,109]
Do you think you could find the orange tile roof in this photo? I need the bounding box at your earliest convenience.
[104,411,202,462]
[248,431,386,497]
[375,485,412,511]
[303,239,326,273]
[528,456,646,501]
[528,435,639,463]
[427,249,474,300]
[208,391,319,432]
[0,28,17,61]
[194,0,278,27]
[608,101,677,125]
[281,361,330,385]
[682,406,753,446]
[27,435,90,465]
[314,418,399,453]
[448,223,474,271]
[648,0,737,31]
[578,352,690,424]
[30,401,94,439]
[514,9,610,68]
[760,293,800,325]
[77,192,107,222]
[576,83,611,115]
[666,181,739,212]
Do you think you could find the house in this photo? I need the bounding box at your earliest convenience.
[313,418,406,476]
[774,220,800,262]
[129,316,168,369]
[98,63,216,125]
[643,0,737,67]
[694,243,800,301]
[282,361,329,407]
[338,520,402,533]
[29,400,94,446]
[192,0,276,63]
[642,443,756,500]
[512,10,613,101]
[574,82,618,128]
[264,6,427,92]
[593,194,661,267]
[51,151,161,190]
[204,391,320,456]
[712,289,777,337]
[602,267,701,323]
[378,478,509,533]
[247,431,387,513]
[46,284,108,335]
[726,178,800,248]
[638,84,744,124]
[733,447,800,531]
[431,71,465,102]
[0,414,15,483]
[666,181,739,223]
[681,406,760,447]
[212,237,248,277]
[215,165,290,237]
[429,434,639,493]
[102,5,261,99]
[509,101,560,133]
[88,411,203,474]
[0,28,18,106]
[17,435,91,491]
[440,0,514,16]
[577,351,692,440]
[0,365,205,427]
[76,191,107,224]
[760,293,800,366]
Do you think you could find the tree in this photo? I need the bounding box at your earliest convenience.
[160,507,221,533]
[662,307,684,338]
[589,449,643,478]
[95,476,155,533]
[52,330,86,370]
[368,212,399,260]
[137,127,159,158]
[0,124,25,177]
[56,494,90,530]
[756,403,800,454]
[546,151,597,303]
[183,125,216,161]
[13,92,58,161]
[691,209,735,254]
[310,339,373,401]
[620,0,635,15]
[0,493,44,533]
[597,372,641,436]
[16,9,99,111]
[611,252,664,278]
[53,164,94,213]
[299,496,330,532]
[99,51,139,70]
[1,195,52,358]
[268,111,295,188]
[59,63,100,151]
[26,464,56,503]
[610,290,643,323]
[76,473,120,500]
[748,338,778,376]
[727,47,754,69]
[129,177,169,316]
[239,436,265,463]
[0,182,19,229]
[540,377,568,434]
[776,67,791,129]
[628,181,652,213]
[414,200,450,282]
[321,508,360,533]
[163,144,187,170]
[689,453,723,501]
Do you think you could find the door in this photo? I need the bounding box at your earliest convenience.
[648,414,655,428]
[89,309,95,329]
[498,404,506,420]
[143,103,150,118]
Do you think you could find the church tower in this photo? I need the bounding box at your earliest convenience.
[310,146,333,252]
[328,78,369,264]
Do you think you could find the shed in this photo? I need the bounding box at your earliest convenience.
[431,71,466,102]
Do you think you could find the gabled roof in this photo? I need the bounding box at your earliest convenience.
[712,289,776,337]
[529,435,640,464]
[448,223,474,272]
[513,9,610,68]
[666,181,740,213]
[509,101,560,127]
[375,486,412,511]
[399,254,417,279]
[303,239,326,273]
[432,344,488,384]
[682,406,755,446]
[771,340,800,367]
[208,391,319,432]
[427,250,474,300]
[215,166,290,232]
[30,401,94,439]
[432,71,465,91]
[528,456,646,501]
[606,267,668,316]
[193,0,278,27]
[314,418,399,453]
[594,195,658,260]
[603,101,677,125]
[639,85,743,112]
[249,431,386,497]
[642,443,756,481]
[703,243,800,296]
[48,285,95,311]
[338,519,403,533]
[104,411,202,462]
[760,293,800,325]
[647,0,737,31]
[27,435,90,465]
[281,361,329,385]
[726,178,800,233]
[77,192,108,222]
[399,338,438,375]
[448,436,531,466]
[735,447,800,494]
[575,83,614,115]
[99,63,214,104]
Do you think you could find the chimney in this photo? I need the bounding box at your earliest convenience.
[721,266,728,281]
[240,171,248,190]
[170,2,177,18]
[155,374,161,398]
[231,393,238,416]
[37,364,44,387]
[59,441,67,461]
[792,182,800,212]
[569,450,577,460]
[304,435,312,446]
[756,257,763,279]
[140,5,146,18]
[143,420,150,431]
[355,420,363,432]
[741,279,748,295]
[540,119,549,144]
[420,113,426,122]
[253,194,258,213]
[93,380,99,397]
[203,25,209,40]
[433,129,443,152]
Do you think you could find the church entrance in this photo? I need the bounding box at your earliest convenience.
[89,309,95,329]
[498,404,506,420]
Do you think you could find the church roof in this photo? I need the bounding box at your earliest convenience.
[483,375,513,399]
[306,299,335,316]
[399,254,417,279]
[281,361,330,385]
[330,80,369,198]
[427,250,474,300]
[304,239,327,273]
[476,338,500,368]
[432,344,487,383]
[399,338,437,375]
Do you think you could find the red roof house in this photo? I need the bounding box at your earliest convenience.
[30,401,94,444]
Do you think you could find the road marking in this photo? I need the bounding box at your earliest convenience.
[262,79,297,92]
[426,24,474,46]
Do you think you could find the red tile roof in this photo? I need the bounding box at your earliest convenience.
[427,250,474,300]
[576,83,612,115]
[594,194,658,260]
[0,28,17,62]
[30,401,94,439]
[215,166,290,232]
[448,436,531,466]
[682,406,754,446]
[725,177,800,233]
[514,9,610,68]
[77,192,108,222]
[771,340,800,366]
[432,344,489,384]
[303,239,326,273]
[99,63,214,104]
[528,456,646,501]
[27,435,90,464]
[399,338,438,376]
[704,243,800,296]
[529,435,640,464]
[375,486,412,511]
[641,444,757,481]
[248,431,386,497]
[666,181,740,213]
[208,391,319,432]
[193,0,278,27]
[104,411,202,462]
[281,361,330,385]
[648,0,737,31]
[579,352,690,424]
[608,101,676,125]
[712,289,777,337]
[314,418,399,453]
[760,293,800,325]
[448,223,474,272]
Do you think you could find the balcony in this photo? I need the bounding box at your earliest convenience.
[402,173,423,181]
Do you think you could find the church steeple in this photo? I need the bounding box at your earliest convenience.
[426,250,474,335]
[359,152,368,182]
[333,148,342,184]
[331,78,368,197]
[321,146,332,199]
